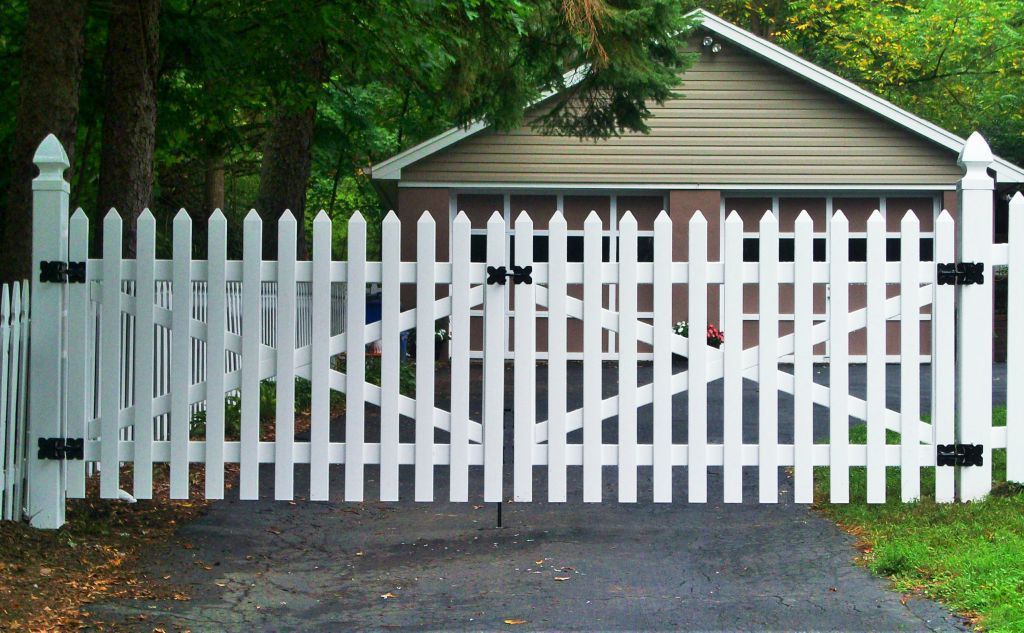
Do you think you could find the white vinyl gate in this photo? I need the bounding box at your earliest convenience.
[24,133,1024,528]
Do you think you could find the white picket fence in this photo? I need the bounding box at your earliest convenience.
[22,132,1024,528]
[0,282,30,522]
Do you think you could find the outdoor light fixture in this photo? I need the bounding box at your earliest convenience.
[702,36,722,53]
[711,42,722,53]
[702,35,714,47]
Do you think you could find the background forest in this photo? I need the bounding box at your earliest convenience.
[0,0,1021,281]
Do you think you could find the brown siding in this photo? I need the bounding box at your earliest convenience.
[402,39,962,186]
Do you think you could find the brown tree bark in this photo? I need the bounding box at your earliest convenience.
[256,42,326,260]
[95,0,161,257]
[0,0,88,282]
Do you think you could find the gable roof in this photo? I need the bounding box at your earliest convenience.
[371,8,1024,184]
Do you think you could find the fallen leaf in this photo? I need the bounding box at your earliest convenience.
[39,567,53,577]
[380,592,397,599]
[267,528,282,535]
[356,551,364,557]
[554,576,571,582]
[828,587,838,592]
[504,619,527,625]
[534,560,544,565]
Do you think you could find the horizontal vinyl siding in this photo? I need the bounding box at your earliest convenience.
[402,40,962,186]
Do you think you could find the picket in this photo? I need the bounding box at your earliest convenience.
[275,211,298,500]
[757,211,779,503]
[449,212,471,502]
[133,211,157,499]
[1009,193,1024,484]
[933,211,956,501]
[723,212,744,503]
[617,212,638,503]
[206,211,228,499]
[66,211,89,499]
[170,211,192,499]
[582,212,603,502]
[513,212,535,502]
[652,211,673,503]
[900,212,921,502]
[865,211,886,503]
[414,212,435,502]
[2,285,18,520]
[239,211,262,500]
[547,212,569,502]
[483,212,505,503]
[829,211,851,503]
[688,213,709,503]
[0,288,10,517]
[792,211,814,504]
[100,211,123,499]
[346,212,368,501]
[310,212,332,501]
[380,212,401,501]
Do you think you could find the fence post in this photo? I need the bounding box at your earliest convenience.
[955,131,995,501]
[27,135,71,528]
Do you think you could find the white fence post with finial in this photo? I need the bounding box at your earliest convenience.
[27,135,70,529]
[956,131,995,501]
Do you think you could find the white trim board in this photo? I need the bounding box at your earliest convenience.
[410,182,958,192]
[371,8,1024,184]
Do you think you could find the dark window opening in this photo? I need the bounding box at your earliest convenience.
[848,238,867,262]
[470,234,487,263]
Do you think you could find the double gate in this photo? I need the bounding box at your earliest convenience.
[24,133,1024,528]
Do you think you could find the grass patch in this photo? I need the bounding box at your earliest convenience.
[815,406,1024,632]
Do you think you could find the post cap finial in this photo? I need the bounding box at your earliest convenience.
[33,134,70,172]
[958,132,993,168]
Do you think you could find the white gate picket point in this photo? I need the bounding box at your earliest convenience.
[380,212,401,501]
[688,212,708,503]
[900,211,921,502]
[547,212,568,502]
[449,212,471,502]
[3,285,22,519]
[66,210,90,499]
[310,211,331,501]
[513,211,536,502]
[346,212,367,501]
[865,210,886,503]
[1008,193,1024,484]
[652,211,673,502]
[170,210,192,499]
[415,212,435,502]
[933,211,955,501]
[240,211,262,500]
[723,212,744,503]
[133,210,157,499]
[100,210,123,499]
[792,211,814,504]
[483,212,505,503]
[829,211,850,503]
[206,210,228,499]
[275,211,298,501]
[617,212,638,503]
[757,211,779,503]
[583,211,603,503]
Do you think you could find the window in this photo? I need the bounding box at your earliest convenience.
[743,237,826,262]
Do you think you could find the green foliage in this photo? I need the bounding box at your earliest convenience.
[816,407,1024,632]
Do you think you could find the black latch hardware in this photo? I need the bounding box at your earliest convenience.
[37,437,84,461]
[486,265,533,286]
[39,261,86,284]
[936,262,984,286]
[936,443,983,467]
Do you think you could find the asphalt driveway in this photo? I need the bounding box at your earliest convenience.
[87,362,1005,631]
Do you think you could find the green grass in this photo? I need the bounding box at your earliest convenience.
[815,406,1024,631]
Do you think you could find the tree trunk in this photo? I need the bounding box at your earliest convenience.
[203,155,226,214]
[256,42,326,260]
[0,0,88,282]
[95,0,161,257]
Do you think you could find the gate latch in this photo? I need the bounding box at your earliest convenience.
[39,261,86,284]
[486,265,533,286]
[37,437,84,461]
[936,443,983,467]
[936,262,984,286]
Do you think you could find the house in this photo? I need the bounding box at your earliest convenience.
[370,9,1024,361]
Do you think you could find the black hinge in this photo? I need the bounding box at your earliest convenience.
[37,437,84,461]
[936,262,984,286]
[486,265,533,286]
[39,261,86,284]
[936,443,984,467]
